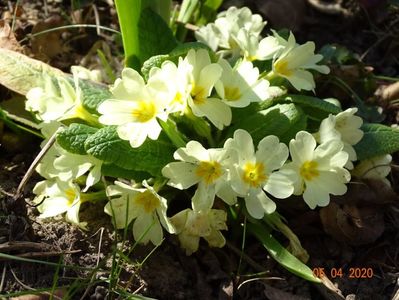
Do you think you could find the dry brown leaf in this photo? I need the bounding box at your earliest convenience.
[375,81,399,103]
[0,21,24,53]
[320,202,385,246]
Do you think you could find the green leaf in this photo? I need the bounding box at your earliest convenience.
[84,126,175,176]
[0,48,65,96]
[78,79,112,114]
[354,123,399,161]
[282,95,341,119]
[248,222,321,283]
[101,163,150,181]
[197,0,224,25]
[227,103,307,145]
[57,123,98,155]
[138,8,178,64]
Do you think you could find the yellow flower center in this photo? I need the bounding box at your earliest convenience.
[131,101,157,123]
[173,91,184,105]
[195,161,223,185]
[64,188,77,206]
[134,190,160,213]
[191,85,207,105]
[242,162,267,187]
[274,59,292,77]
[224,86,241,101]
[300,161,319,181]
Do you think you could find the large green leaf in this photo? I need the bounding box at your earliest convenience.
[137,8,178,64]
[354,123,399,160]
[101,163,150,181]
[227,103,307,145]
[84,126,175,176]
[78,79,112,114]
[282,95,342,120]
[57,123,98,155]
[0,48,64,95]
[248,222,321,283]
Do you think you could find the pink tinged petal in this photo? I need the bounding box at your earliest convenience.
[192,182,216,211]
[162,162,199,189]
[303,181,330,209]
[203,230,226,248]
[256,135,288,171]
[193,98,232,129]
[245,188,276,219]
[264,171,294,199]
[174,141,209,162]
[290,131,316,164]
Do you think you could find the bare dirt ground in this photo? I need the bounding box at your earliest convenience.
[0,0,398,299]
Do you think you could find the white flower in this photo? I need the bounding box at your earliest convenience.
[104,181,175,245]
[33,179,86,228]
[98,68,169,148]
[224,129,294,218]
[26,75,77,122]
[315,108,363,169]
[162,141,237,211]
[235,30,283,62]
[53,153,103,192]
[171,208,227,255]
[180,49,231,129]
[215,59,270,108]
[352,154,392,186]
[282,131,350,209]
[271,32,330,91]
[195,6,265,53]
[148,60,189,115]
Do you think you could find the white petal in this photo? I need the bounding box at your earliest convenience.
[191,97,232,129]
[245,188,276,219]
[174,141,209,162]
[162,162,199,189]
[290,131,316,164]
[192,182,215,211]
[264,171,294,199]
[256,135,288,171]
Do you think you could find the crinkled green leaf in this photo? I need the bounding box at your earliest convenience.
[248,222,321,283]
[282,95,341,120]
[84,126,175,176]
[57,123,98,155]
[101,163,150,181]
[227,103,307,145]
[77,79,112,114]
[0,48,64,95]
[138,8,177,63]
[354,123,399,160]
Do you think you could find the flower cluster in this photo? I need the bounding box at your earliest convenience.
[25,6,394,256]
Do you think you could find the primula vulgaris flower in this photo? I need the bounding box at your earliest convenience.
[162,141,237,211]
[26,67,98,123]
[282,131,350,209]
[148,60,190,115]
[224,129,294,218]
[315,108,363,169]
[180,49,232,129]
[215,59,270,107]
[352,154,392,186]
[171,208,227,255]
[53,153,103,192]
[26,75,77,122]
[195,6,265,53]
[33,179,86,228]
[104,181,175,246]
[271,32,330,91]
[98,68,169,148]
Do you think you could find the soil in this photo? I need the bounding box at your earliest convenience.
[0,0,398,299]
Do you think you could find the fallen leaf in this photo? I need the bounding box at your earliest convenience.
[0,21,24,53]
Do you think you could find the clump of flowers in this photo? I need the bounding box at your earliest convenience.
[25,5,395,262]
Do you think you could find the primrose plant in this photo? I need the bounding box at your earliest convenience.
[22,4,397,282]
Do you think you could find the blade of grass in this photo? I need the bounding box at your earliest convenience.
[247,222,321,283]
